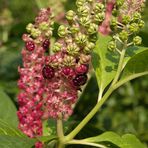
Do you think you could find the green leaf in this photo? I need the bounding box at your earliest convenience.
[0,119,24,137]
[124,46,148,68]
[0,89,18,127]
[83,132,145,148]
[121,134,145,148]
[37,135,57,143]
[0,135,36,148]
[0,120,36,148]
[83,131,122,146]
[118,50,148,87]
[92,34,118,92]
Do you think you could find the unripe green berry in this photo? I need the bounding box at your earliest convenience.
[122,15,130,24]
[75,33,87,45]
[53,42,62,52]
[66,10,75,21]
[108,41,116,51]
[110,17,118,28]
[70,25,80,34]
[133,36,142,45]
[116,0,124,7]
[31,28,41,38]
[138,20,145,28]
[26,23,34,33]
[119,30,128,41]
[78,6,89,17]
[129,23,139,33]
[89,33,98,43]
[58,25,68,37]
[133,12,141,21]
[94,3,104,13]
[83,42,95,53]
[39,22,49,31]
[67,43,80,55]
[94,12,105,23]
[63,55,76,66]
[76,0,86,7]
[80,16,91,27]
[88,23,98,34]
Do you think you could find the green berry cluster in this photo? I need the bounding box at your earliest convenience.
[53,0,105,66]
[108,0,145,53]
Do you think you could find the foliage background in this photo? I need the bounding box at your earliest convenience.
[0,0,148,147]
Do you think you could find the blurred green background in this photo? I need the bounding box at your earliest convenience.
[0,0,148,147]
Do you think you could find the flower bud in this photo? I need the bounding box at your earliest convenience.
[66,10,75,21]
[83,42,95,53]
[75,33,87,45]
[63,55,76,66]
[94,3,104,13]
[52,42,62,52]
[26,23,34,33]
[80,16,91,27]
[88,23,98,34]
[67,43,80,55]
[133,36,142,45]
[39,22,49,31]
[108,41,116,51]
[78,6,89,17]
[58,25,68,37]
[45,28,53,37]
[31,28,41,38]
[94,12,105,23]
[119,30,128,41]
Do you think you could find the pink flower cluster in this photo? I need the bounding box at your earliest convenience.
[17,8,89,147]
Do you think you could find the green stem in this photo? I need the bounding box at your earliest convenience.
[57,119,65,148]
[65,86,115,142]
[57,119,64,139]
[67,139,107,148]
[111,48,126,86]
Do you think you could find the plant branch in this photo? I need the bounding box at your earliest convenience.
[67,139,107,148]
[65,86,115,142]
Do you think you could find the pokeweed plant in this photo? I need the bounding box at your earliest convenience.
[1,0,147,148]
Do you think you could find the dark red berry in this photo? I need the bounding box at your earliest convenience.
[42,65,54,79]
[73,74,87,86]
[75,64,89,74]
[25,41,35,51]
[42,39,50,51]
